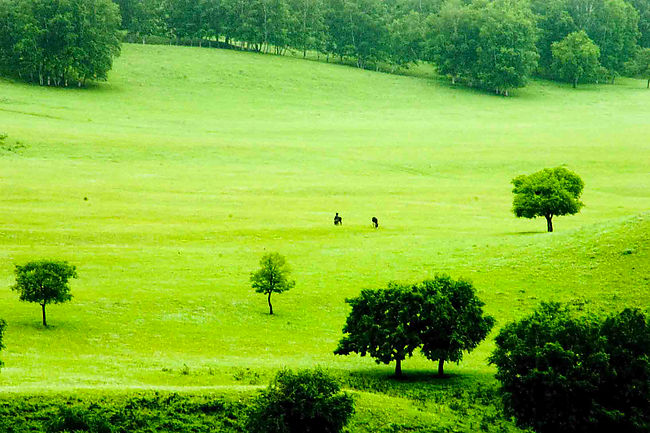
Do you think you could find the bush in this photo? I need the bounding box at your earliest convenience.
[246,369,355,433]
[48,405,112,433]
[490,303,650,433]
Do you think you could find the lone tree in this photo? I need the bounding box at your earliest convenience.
[250,252,295,315]
[246,369,355,433]
[335,275,494,377]
[490,303,650,433]
[12,260,77,327]
[551,31,601,88]
[511,167,585,232]
[0,319,6,370]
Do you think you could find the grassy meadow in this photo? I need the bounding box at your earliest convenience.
[0,42,649,429]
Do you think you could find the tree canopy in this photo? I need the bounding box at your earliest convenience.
[511,167,585,232]
[335,275,494,376]
[490,303,650,433]
[0,0,121,86]
[250,252,295,315]
[551,30,602,87]
[246,368,355,433]
[427,0,538,94]
[107,0,649,89]
[11,260,77,326]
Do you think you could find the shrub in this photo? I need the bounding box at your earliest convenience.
[246,369,355,433]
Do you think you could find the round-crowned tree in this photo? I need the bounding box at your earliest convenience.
[551,30,602,88]
[12,260,77,327]
[246,369,354,433]
[490,303,650,433]
[250,252,295,315]
[511,166,585,232]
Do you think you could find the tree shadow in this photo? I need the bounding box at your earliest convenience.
[340,366,495,398]
[501,231,547,236]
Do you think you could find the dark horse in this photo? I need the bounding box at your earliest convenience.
[372,217,378,228]
[334,213,342,225]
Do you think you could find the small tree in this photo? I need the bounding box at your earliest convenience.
[0,319,6,370]
[511,167,585,232]
[12,260,77,327]
[551,30,601,88]
[246,368,355,433]
[250,252,295,315]
[490,303,650,433]
[335,276,494,377]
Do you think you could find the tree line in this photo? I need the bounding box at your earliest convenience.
[1,0,649,89]
[113,0,650,92]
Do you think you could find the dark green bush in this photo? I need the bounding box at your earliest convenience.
[491,303,650,433]
[246,369,355,433]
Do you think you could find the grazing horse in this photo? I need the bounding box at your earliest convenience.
[334,213,342,226]
[372,217,378,228]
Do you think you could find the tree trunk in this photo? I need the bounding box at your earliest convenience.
[647,78,649,89]
[267,292,273,315]
[573,77,577,89]
[41,303,47,327]
[395,359,402,377]
[546,215,553,232]
[438,359,445,376]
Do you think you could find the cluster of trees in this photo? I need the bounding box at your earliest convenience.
[1,0,648,90]
[334,275,495,376]
[0,0,121,86]
[112,0,650,92]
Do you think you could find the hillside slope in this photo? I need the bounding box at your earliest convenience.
[0,44,648,392]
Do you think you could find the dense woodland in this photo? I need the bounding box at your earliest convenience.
[0,0,121,86]
[0,0,649,91]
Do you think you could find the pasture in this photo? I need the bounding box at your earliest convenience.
[0,42,648,429]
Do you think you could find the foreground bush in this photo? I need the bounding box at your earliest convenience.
[490,303,650,433]
[246,369,354,433]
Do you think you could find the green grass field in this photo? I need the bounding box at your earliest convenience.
[0,43,648,429]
